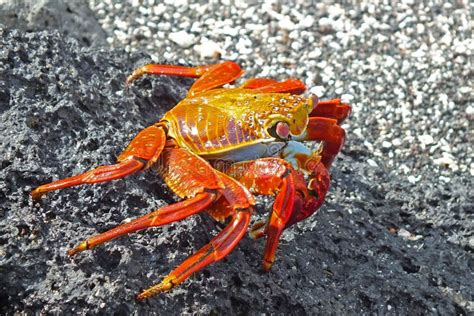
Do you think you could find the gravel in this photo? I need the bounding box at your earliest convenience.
[1,0,473,314]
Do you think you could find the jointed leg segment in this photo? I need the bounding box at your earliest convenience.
[31,124,166,200]
[53,144,255,299]
[31,158,144,200]
[136,208,251,300]
[310,98,351,124]
[227,158,312,270]
[240,77,306,94]
[68,191,218,256]
[126,61,244,97]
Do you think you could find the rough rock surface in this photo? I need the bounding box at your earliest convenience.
[0,0,106,47]
[0,27,472,314]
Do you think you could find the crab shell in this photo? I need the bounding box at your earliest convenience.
[161,88,314,161]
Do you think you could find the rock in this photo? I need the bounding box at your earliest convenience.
[0,0,107,47]
[0,29,472,315]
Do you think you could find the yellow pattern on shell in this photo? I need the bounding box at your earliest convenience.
[162,88,313,155]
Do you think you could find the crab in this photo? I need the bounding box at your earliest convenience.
[32,61,351,300]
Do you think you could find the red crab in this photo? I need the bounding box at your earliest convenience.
[32,61,351,300]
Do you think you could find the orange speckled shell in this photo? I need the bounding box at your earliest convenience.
[162,88,312,155]
[157,147,224,198]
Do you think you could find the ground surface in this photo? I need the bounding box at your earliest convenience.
[0,1,472,314]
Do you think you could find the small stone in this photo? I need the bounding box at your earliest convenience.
[341,93,354,101]
[300,15,315,28]
[398,228,423,241]
[392,138,402,146]
[279,18,296,31]
[407,175,420,184]
[168,31,196,48]
[439,176,451,183]
[367,159,378,167]
[466,105,474,115]
[194,40,223,59]
[385,56,396,68]
[433,153,455,165]
[418,134,434,145]
[382,141,392,148]
[398,228,411,238]
[310,86,326,97]
[308,48,322,59]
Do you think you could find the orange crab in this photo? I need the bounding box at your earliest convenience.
[32,61,350,300]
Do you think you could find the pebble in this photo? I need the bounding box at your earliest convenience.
[418,134,434,145]
[194,39,223,59]
[466,106,474,116]
[398,228,423,241]
[367,159,378,167]
[407,175,421,184]
[433,153,458,171]
[168,30,196,48]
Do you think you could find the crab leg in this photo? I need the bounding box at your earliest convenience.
[261,168,297,270]
[65,144,255,299]
[68,192,217,255]
[135,153,254,300]
[136,208,251,300]
[32,124,166,199]
[285,159,330,227]
[240,78,306,94]
[68,145,226,255]
[294,117,346,169]
[310,98,351,124]
[225,158,306,270]
[126,61,244,96]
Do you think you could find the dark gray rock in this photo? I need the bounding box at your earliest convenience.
[0,28,472,314]
[0,0,106,47]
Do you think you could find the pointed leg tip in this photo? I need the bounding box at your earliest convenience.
[126,68,145,86]
[262,259,274,272]
[125,76,134,87]
[67,242,88,256]
[136,281,173,300]
[31,188,44,200]
[135,293,147,301]
[135,290,157,301]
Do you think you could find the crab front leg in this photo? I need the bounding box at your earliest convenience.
[126,61,244,96]
[293,116,347,169]
[31,123,167,199]
[310,98,351,125]
[225,158,321,270]
[299,97,351,169]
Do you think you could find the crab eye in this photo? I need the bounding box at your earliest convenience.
[268,121,290,139]
[276,122,289,138]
